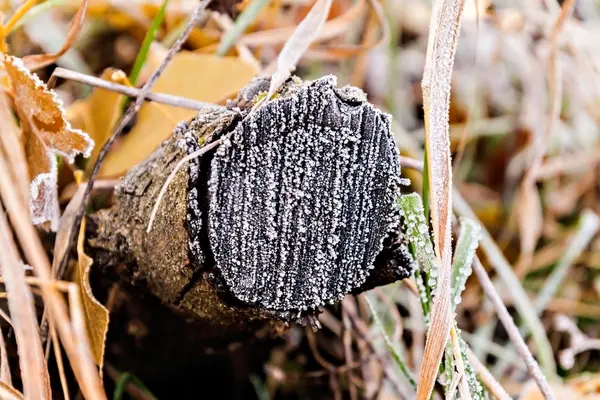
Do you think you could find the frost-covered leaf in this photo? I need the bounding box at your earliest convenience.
[451,217,481,309]
[399,193,438,289]
[2,55,94,230]
[418,0,466,396]
[209,76,410,312]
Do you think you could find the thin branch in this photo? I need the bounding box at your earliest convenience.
[472,257,554,400]
[49,67,212,111]
[55,0,211,282]
[146,133,228,233]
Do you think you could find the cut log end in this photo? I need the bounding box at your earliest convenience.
[91,76,414,344]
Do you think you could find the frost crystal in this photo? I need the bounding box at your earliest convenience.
[208,76,408,312]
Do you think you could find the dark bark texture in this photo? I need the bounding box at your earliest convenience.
[89,76,414,347]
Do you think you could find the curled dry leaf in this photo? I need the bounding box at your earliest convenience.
[2,55,94,230]
[20,0,89,72]
[52,171,108,367]
[74,218,109,368]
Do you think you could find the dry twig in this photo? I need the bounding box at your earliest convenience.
[49,67,212,111]
[56,0,211,281]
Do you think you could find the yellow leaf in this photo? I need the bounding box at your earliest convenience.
[74,217,109,368]
[99,51,258,178]
[2,55,94,230]
[67,68,127,168]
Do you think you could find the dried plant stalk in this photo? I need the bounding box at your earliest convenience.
[416,0,465,398]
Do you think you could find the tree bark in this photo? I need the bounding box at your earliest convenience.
[87,77,413,348]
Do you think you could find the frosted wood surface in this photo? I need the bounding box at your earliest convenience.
[209,76,404,312]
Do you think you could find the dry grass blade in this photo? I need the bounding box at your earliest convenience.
[0,149,106,399]
[466,348,511,400]
[516,0,576,276]
[52,178,87,278]
[0,381,24,400]
[56,0,211,289]
[147,135,228,232]
[20,0,88,72]
[0,327,11,386]
[0,91,28,209]
[265,0,333,100]
[0,205,50,399]
[534,210,600,313]
[240,0,363,47]
[417,0,465,398]
[472,257,555,399]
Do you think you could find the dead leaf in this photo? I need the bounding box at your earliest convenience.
[67,68,127,168]
[99,51,258,178]
[2,55,94,230]
[266,0,333,99]
[515,179,544,276]
[53,170,109,367]
[20,0,89,72]
[240,0,363,47]
[73,217,109,368]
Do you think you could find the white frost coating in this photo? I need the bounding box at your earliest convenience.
[29,160,60,231]
[208,76,409,311]
[451,217,481,308]
[4,56,94,230]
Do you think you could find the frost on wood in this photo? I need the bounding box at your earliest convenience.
[208,76,412,312]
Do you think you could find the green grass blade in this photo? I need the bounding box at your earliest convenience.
[129,0,170,86]
[216,0,270,56]
[113,371,158,400]
[399,193,438,290]
[9,0,67,33]
[365,294,417,389]
[249,374,270,400]
[422,146,430,224]
[457,332,485,399]
[451,217,481,310]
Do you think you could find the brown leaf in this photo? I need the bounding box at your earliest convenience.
[20,0,89,72]
[99,52,258,178]
[2,55,94,230]
[515,178,543,275]
[74,217,109,368]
